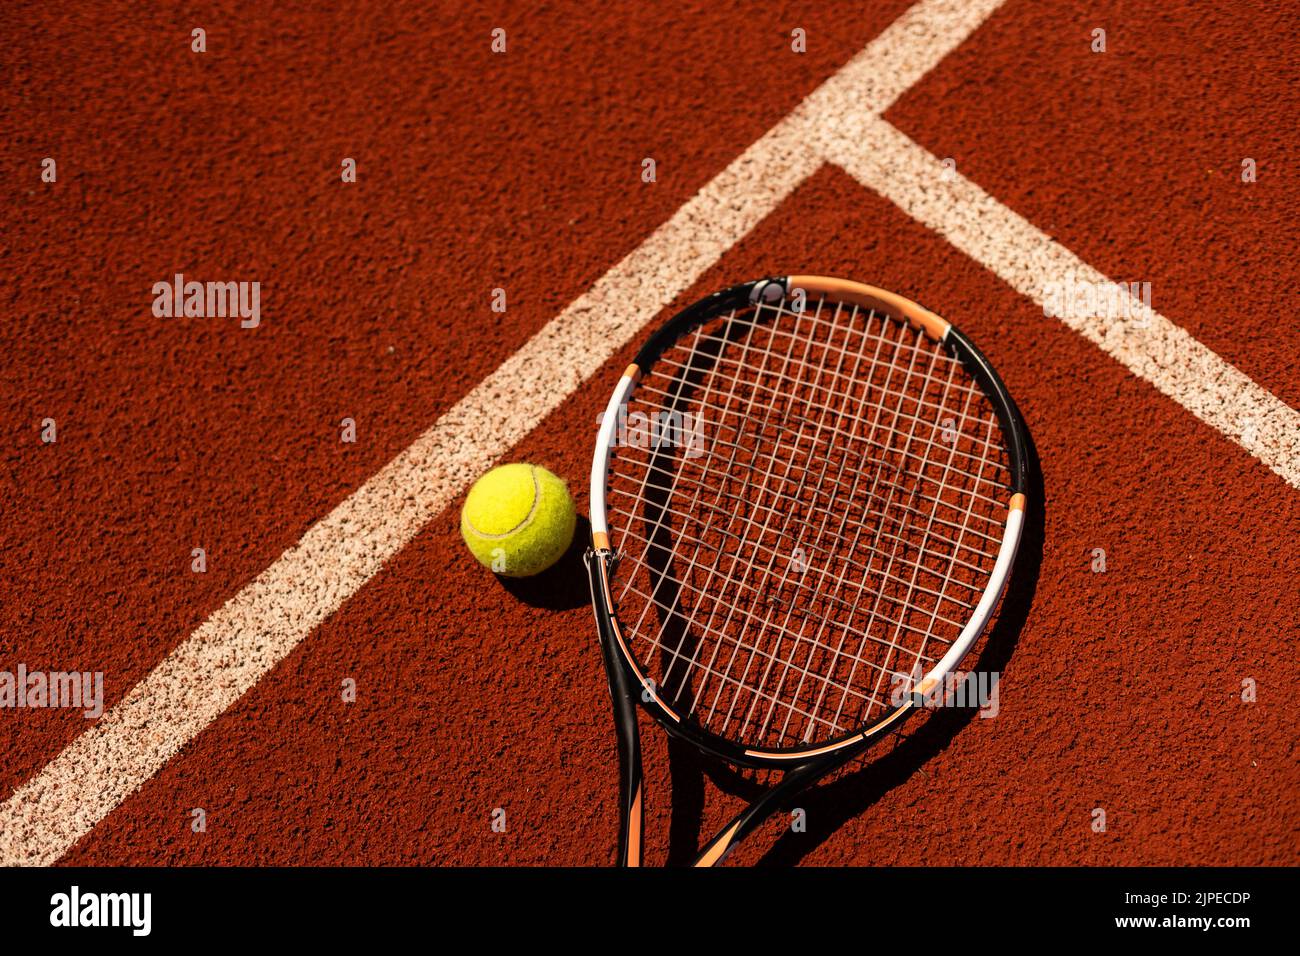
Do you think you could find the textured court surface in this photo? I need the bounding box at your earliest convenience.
[1,0,1296,866]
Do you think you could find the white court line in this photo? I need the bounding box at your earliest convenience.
[0,4,839,868]
[1,0,1293,865]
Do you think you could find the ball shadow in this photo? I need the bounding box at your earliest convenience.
[494,514,593,611]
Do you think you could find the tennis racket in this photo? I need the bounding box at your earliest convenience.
[584,276,1028,866]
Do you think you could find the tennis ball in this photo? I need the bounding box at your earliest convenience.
[460,463,577,577]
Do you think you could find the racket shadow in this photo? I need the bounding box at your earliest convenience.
[663,422,1045,866]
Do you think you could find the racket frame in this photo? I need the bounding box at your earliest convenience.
[585,276,1028,864]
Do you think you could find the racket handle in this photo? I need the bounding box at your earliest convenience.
[585,550,645,867]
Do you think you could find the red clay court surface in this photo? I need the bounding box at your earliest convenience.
[1,0,1296,867]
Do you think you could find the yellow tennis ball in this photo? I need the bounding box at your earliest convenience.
[460,463,577,577]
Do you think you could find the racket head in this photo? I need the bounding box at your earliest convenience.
[589,277,1027,768]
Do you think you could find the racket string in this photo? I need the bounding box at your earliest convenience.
[608,500,983,620]
[828,364,990,738]
[643,306,1006,451]
[624,304,993,738]
[771,309,956,742]
[606,291,1010,750]
[653,297,830,723]
[610,454,1004,568]
[628,380,1007,513]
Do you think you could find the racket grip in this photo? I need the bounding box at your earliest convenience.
[585,549,645,867]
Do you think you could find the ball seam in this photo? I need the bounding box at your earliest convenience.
[463,465,542,540]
